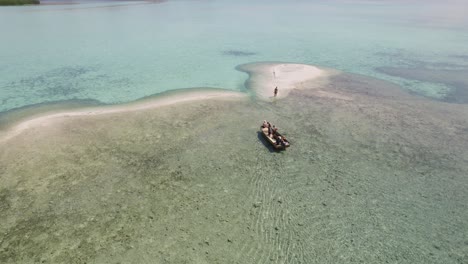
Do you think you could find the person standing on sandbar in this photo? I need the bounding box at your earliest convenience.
[274,86,278,97]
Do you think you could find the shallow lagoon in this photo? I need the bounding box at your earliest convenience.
[1,65,468,263]
[1,0,468,112]
[0,2,468,263]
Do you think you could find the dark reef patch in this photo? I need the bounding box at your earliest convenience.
[0,189,11,211]
[0,65,132,113]
[376,66,468,104]
[375,50,468,70]
[222,50,257,57]
[3,66,95,98]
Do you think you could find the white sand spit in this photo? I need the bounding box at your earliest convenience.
[0,89,246,144]
[239,63,336,100]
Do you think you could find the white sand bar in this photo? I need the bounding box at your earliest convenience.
[0,89,246,144]
[238,62,336,100]
[1,62,339,144]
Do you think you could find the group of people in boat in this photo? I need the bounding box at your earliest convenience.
[262,120,289,147]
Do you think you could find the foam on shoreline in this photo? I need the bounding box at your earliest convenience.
[0,89,246,144]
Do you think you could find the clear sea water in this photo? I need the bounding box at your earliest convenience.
[1,1,468,263]
[1,0,468,112]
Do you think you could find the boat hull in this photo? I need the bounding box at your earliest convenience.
[260,126,290,150]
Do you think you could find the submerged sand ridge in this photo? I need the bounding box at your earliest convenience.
[1,63,468,263]
[0,89,247,145]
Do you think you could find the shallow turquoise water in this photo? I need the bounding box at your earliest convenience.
[2,2,468,263]
[1,70,467,263]
[1,0,468,111]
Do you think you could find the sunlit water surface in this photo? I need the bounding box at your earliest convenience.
[1,0,468,112]
[1,1,468,263]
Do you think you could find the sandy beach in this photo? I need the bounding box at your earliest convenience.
[238,62,339,101]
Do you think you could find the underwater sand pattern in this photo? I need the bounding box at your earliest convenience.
[0,63,468,263]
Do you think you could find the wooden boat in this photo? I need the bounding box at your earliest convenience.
[260,124,290,150]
